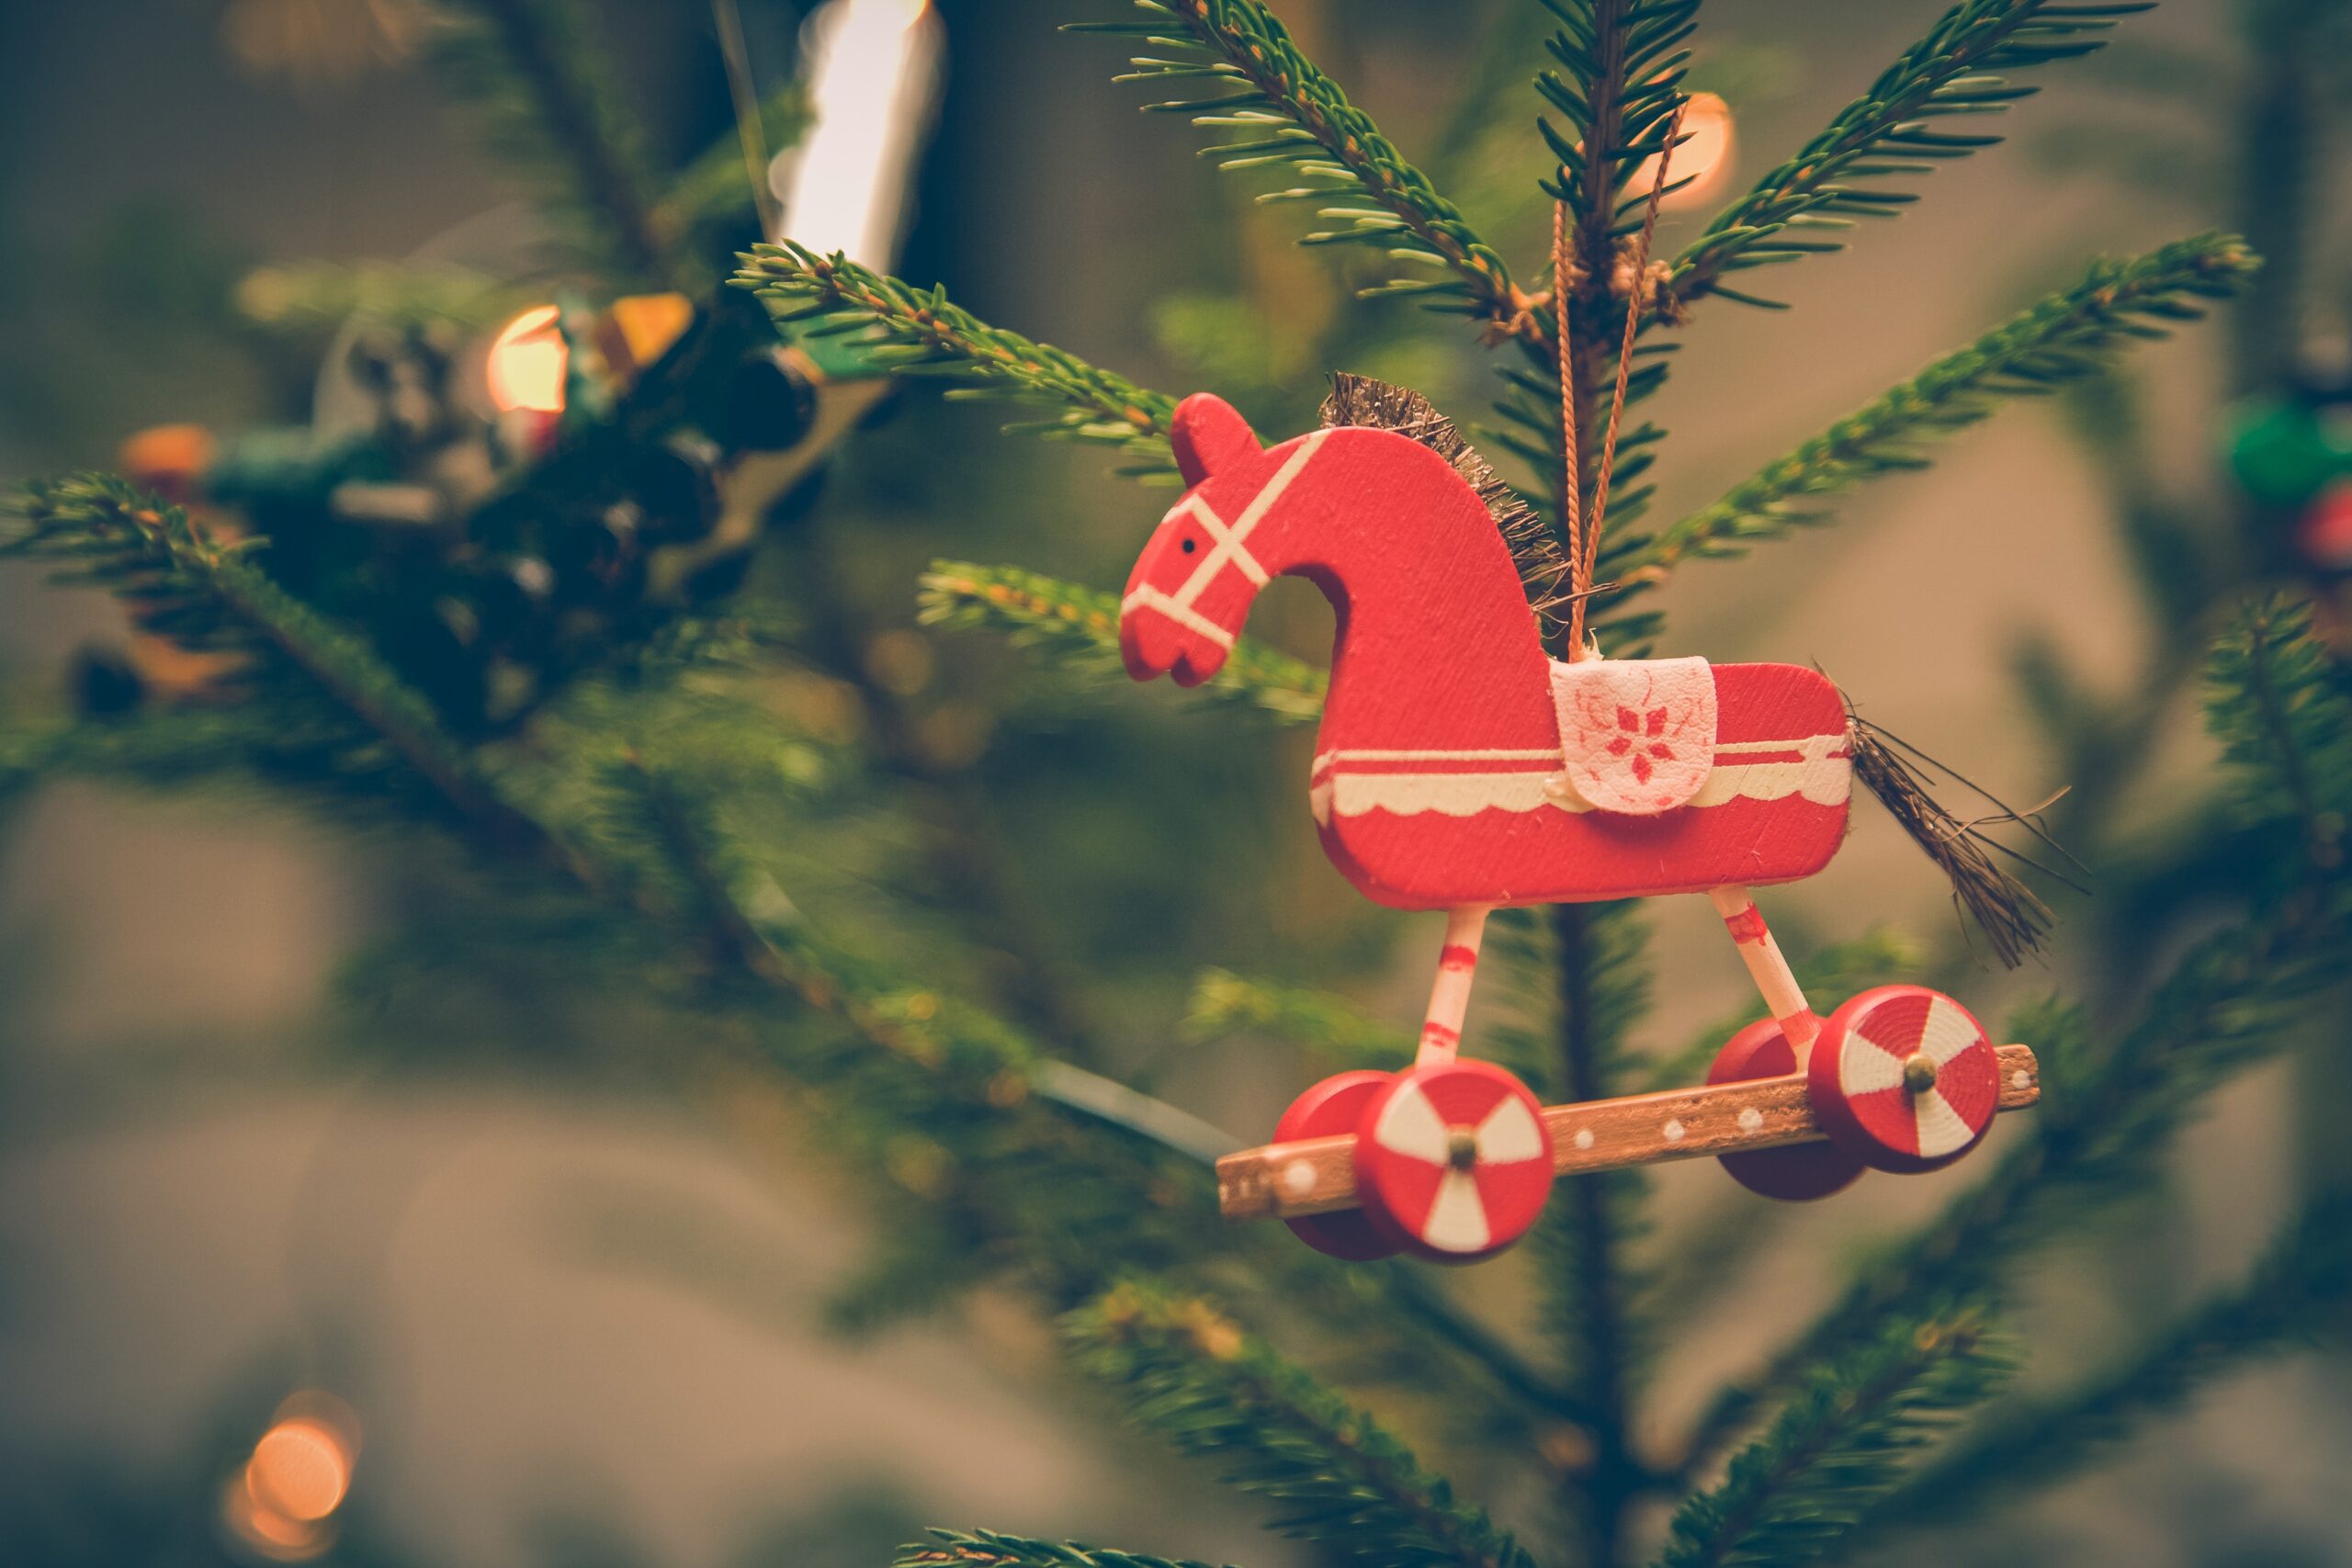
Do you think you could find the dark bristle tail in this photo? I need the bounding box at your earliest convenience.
[1845,707,2074,969]
[1321,372,1570,636]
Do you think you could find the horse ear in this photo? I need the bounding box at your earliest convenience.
[1171,394,1261,486]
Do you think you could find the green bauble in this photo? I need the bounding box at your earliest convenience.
[2226,394,2352,506]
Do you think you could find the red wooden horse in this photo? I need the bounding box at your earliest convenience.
[1121,393,2036,1263]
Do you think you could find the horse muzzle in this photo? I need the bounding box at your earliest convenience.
[1120,594,1230,687]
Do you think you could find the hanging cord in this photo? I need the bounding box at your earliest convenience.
[1558,96,1689,660]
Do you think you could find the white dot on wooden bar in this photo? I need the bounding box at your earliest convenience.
[1573,1127,1596,1151]
[1281,1159,1317,1196]
[1662,1119,1686,1143]
[1737,1108,1763,1134]
[2010,1069,2030,1090]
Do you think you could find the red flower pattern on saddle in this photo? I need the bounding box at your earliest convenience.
[1548,656,1718,815]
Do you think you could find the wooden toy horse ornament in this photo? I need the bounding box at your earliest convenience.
[1121,391,2044,1263]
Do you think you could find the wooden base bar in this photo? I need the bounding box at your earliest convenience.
[1217,1043,2041,1222]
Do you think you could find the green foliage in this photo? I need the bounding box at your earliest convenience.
[917,561,1326,723]
[1536,0,1703,234]
[734,244,1181,476]
[423,0,674,287]
[3,477,519,838]
[1674,0,2154,308]
[1631,234,2260,580]
[1859,1189,2352,1546]
[1066,1281,1539,1568]
[1073,0,1521,318]
[2203,592,2352,867]
[901,1529,1241,1568]
[1656,1302,2012,1568]
[1184,968,1410,1066]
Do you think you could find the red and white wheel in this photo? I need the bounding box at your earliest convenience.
[1273,1071,1400,1261]
[1809,986,2000,1173]
[1706,1017,1864,1201]
[1355,1059,1554,1262]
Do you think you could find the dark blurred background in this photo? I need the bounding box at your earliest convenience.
[2,2,2348,1565]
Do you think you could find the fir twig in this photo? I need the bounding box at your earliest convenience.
[424,0,674,287]
[1074,0,1521,321]
[1626,234,2259,582]
[1066,1281,1540,1568]
[902,1529,1244,1568]
[1674,0,2153,308]
[1851,1190,2352,1550]
[732,244,1180,475]
[917,561,1326,724]
[1184,968,1410,1066]
[5,478,541,851]
[1656,1302,2012,1568]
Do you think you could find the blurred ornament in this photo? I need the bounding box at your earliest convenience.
[594,292,698,380]
[1626,91,1734,211]
[2299,479,2352,573]
[119,423,217,506]
[698,351,820,456]
[2225,386,2352,508]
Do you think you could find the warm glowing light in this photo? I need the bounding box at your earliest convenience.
[246,1418,351,1522]
[223,1394,360,1562]
[771,0,944,266]
[486,304,568,413]
[1629,92,1736,211]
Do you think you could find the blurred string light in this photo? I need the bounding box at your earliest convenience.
[768,0,946,264]
[485,303,569,415]
[220,1393,361,1563]
[1630,91,1735,211]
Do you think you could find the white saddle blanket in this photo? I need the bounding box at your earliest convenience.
[1546,655,1717,815]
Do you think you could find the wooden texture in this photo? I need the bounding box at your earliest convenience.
[1119,396,1853,909]
[1216,1044,2041,1223]
[1705,1015,1865,1201]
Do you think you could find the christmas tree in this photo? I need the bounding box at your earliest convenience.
[5,1,2350,1564]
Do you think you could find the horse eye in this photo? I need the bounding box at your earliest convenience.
[1181,538,1197,554]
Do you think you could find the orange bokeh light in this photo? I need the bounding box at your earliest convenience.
[246,1417,352,1522]
[1629,91,1735,211]
[487,304,568,413]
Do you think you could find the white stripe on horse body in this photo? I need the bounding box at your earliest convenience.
[1119,428,1329,636]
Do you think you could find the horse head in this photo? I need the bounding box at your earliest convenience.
[1120,393,1295,688]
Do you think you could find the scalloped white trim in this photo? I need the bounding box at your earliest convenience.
[1307,734,1849,825]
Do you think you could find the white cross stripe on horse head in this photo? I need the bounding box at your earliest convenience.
[1121,428,1329,640]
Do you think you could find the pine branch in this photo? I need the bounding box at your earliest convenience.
[662,85,813,243]
[902,1529,1244,1568]
[1537,0,1702,245]
[1655,1302,2012,1568]
[4,478,540,849]
[1850,1189,2352,1550]
[1540,902,1656,1559]
[1073,0,1521,321]
[733,244,1180,476]
[1625,234,2259,583]
[917,561,1327,724]
[1675,596,2352,1473]
[1184,968,1410,1066]
[1066,1280,1540,1568]
[2205,592,2352,872]
[423,0,673,288]
[1673,0,2153,308]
